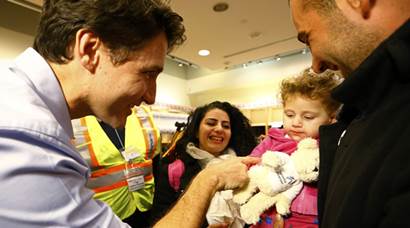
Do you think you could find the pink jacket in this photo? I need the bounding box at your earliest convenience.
[250,128,318,227]
[251,128,297,157]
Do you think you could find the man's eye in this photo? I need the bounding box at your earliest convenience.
[145,71,159,78]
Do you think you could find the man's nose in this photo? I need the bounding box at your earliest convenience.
[143,82,157,105]
[311,56,338,73]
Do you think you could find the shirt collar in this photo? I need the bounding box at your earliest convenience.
[14,48,74,138]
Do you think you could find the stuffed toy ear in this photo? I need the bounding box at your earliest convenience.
[292,138,320,182]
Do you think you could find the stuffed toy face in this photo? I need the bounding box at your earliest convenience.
[291,138,319,182]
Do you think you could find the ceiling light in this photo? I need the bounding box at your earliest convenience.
[275,56,281,61]
[198,49,210,56]
[178,63,184,67]
[213,2,229,12]
[302,48,307,54]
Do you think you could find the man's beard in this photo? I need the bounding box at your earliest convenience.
[326,10,382,77]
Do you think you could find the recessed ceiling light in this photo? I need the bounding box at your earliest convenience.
[213,2,229,12]
[198,49,210,56]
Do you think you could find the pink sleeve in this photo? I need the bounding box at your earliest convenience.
[168,159,185,191]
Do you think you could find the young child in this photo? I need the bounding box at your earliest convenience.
[250,69,342,228]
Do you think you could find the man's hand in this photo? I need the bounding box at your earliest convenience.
[202,156,260,191]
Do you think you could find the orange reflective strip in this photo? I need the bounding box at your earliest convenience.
[144,174,153,181]
[80,118,100,168]
[91,160,152,178]
[92,174,154,193]
[93,180,128,193]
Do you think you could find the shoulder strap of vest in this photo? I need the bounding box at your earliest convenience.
[168,159,185,191]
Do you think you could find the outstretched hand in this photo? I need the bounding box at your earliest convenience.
[204,156,260,191]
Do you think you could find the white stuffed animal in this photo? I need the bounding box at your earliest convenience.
[233,138,319,225]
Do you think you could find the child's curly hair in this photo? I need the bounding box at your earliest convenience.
[280,69,342,116]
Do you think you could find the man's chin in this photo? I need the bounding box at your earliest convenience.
[104,116,127,129]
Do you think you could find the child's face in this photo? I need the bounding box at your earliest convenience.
[283,95,333,141]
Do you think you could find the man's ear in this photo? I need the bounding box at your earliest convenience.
[346,0,375,19]
[329,113,338,124]
[75,28,100,73]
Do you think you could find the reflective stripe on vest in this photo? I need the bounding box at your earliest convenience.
[88,160,153,193]
[72,118,100,170]
[132,106,158,160]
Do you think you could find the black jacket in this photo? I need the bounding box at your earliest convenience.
[318,20,410,228]
[150,151,202,226]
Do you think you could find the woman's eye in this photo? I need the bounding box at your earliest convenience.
[222,124,231,129]
[206,121,217,126]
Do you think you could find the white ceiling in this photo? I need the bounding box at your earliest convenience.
[168,0,305,70]
[11,0,304,71]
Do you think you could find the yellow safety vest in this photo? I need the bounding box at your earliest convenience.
[72,106,160,220]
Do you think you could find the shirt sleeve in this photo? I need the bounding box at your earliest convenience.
[0,131,130,228]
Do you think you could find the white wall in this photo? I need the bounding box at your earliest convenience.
[188,53,312,106]
[156,73,190,106]
[0,26,33,60]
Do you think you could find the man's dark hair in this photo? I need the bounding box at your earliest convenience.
[33,0,186,65]
[173,101,257,158]
[288,0,337,15]
[302,0,337,14]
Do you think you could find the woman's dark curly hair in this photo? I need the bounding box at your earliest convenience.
[173,101,257,159]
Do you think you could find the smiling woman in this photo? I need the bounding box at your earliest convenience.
[150,101,258,227]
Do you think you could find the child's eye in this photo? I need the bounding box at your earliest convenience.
[304,116,315,120]
[285,113,294,118]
